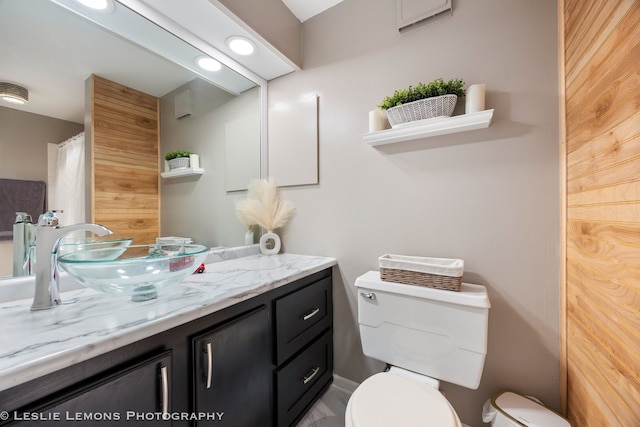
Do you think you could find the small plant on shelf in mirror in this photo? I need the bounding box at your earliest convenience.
[164,150,192,161]
[377,78,465,110]
[165,150,193,170]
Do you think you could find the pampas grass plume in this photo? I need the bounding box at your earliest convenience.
[235,178,295,231]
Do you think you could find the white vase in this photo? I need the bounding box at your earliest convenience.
[244,229,254,245]
[259,231,281,255]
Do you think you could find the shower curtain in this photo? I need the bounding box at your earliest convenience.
[50,132,85,226]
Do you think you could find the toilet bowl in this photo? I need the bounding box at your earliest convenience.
[345,370,462,427]
[348,271,491,427]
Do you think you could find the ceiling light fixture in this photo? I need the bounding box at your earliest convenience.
[226,36,256,56]
[0,82,29,105]
[76,0,115,12]
[196,56,222,72]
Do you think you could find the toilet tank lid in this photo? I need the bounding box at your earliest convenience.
[492,391,572,427]
[355,271,490,309]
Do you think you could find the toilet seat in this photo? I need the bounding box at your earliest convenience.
[346,372,462,427]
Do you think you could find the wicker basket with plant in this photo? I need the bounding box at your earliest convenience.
[378,78,465,127]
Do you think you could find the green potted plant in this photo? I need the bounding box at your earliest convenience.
[378,78,465,127]
[165,150,192,170]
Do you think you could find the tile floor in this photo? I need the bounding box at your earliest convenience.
[296,381,354,427]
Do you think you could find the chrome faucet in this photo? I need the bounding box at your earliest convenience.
[12,212,35,277]
[31,211,113,311]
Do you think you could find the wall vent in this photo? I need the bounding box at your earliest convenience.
[397,0,452,31]
[174,88,193,119]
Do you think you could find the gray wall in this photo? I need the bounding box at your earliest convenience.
[160,82,261,247]
[0,106,83,276]
[0,106,83,181]
[267,0,559,425]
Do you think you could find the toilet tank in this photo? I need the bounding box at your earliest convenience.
[355,271,490,389]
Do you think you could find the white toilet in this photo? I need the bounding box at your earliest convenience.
[346,271,491,427]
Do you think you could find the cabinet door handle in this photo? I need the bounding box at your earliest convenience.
[302,308,320,320]
[360,292,376,300]
[205,342,213,389]
[303,366,320,384]
[160,365,169,416]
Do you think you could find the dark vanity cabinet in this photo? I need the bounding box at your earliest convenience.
[8,351,172,427]
[273,275,333,427]
[0,267,333,427]
[192,306,271,427]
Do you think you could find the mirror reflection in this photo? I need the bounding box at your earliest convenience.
[0,0,263,277]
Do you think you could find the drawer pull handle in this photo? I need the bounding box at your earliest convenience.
[303,367,320,384]
[303,308,320,320]
[205,342,213,389]
[360,292,376,300]
[160,365,169,415]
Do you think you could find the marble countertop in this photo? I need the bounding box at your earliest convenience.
[0,252,336,393]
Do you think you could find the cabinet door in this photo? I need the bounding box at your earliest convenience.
[9,351,172,426]
[193,306,271,427]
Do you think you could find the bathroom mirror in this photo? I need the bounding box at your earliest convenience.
[0,0,271,277]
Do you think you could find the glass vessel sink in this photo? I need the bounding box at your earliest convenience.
[58,236,133,260]
[58,244,209,301]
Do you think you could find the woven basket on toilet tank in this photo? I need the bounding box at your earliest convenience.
[379,254,463,291]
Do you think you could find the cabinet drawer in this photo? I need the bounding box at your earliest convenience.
[275,330,333,427]
[274,276,332,364]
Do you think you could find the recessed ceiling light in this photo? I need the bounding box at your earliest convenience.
[0,82,28,105]
[196,56,222,72]
[76,0,115,12]
[226,36,256,56]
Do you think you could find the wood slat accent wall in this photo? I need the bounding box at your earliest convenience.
[89,75,160,244]
[561,1,640,425]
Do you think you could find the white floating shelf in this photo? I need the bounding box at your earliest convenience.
[160,167,204,179]
[363,109,494,146]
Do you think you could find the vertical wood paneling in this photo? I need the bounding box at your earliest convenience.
[90,75,160,244]
[558,0,569,412]
[562,1,640,425]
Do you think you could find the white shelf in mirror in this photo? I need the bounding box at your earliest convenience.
[363,109,494,146]
[161,168,204,179]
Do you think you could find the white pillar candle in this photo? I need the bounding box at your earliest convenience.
[368,109,389,132]
[465,83,486,114]
[189,154,200,169]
